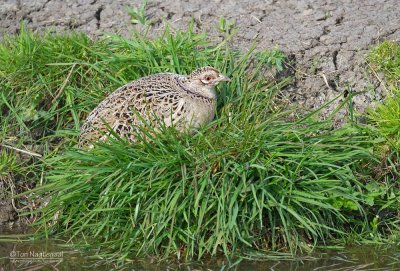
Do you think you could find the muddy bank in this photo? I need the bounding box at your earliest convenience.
[0,0,399,225]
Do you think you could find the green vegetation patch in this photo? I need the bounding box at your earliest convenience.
[368,41,400,151]
[368,40,400,87]
[38,116,380,261]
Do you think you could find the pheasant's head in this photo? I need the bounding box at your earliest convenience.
[183,66,230,99]
[189,66,230,87]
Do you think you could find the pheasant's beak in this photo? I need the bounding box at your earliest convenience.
[217,74,231,82]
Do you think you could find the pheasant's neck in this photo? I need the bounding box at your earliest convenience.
[177,77,217,101]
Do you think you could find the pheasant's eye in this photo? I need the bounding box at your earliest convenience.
[200,75,215,84]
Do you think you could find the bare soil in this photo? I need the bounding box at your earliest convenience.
[0,0,399,226]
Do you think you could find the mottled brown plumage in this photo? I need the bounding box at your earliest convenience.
[79,66,229,146]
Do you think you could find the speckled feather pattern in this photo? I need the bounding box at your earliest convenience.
[79,67,227,146]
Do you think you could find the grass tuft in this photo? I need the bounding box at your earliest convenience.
[35,116,377,260]
[368,40,400,88]
[368,41,400,151]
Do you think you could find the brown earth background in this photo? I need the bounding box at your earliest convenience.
[0,0,400,225]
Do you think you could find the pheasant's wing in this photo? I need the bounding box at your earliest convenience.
[79,81,143,146]
[140,89,188,127]
[79,74,189,145]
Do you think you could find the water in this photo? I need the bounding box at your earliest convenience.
[1,235,399,271]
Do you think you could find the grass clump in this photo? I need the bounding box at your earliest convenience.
[126,0,151,25]
[0,25,119,201]
[368,41,400,151]
[368,40,400,87]
[256,48,286,72]
[1,24,399,263]
[38,114,378,261]
[369,92,400,150]
[0,25,108,148]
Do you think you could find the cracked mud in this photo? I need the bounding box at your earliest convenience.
[0,0,400,225]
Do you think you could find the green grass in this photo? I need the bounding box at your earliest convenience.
[368,41,400,151]
[1,24,400,264]
[368,41,400,87]
[126,0,151,25]
[36,116,382,261]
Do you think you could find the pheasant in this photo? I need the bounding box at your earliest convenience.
[79,66,230,146]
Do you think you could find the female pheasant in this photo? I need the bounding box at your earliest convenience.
[79,66,230,146]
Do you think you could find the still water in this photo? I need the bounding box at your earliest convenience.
[1,236,399,271]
